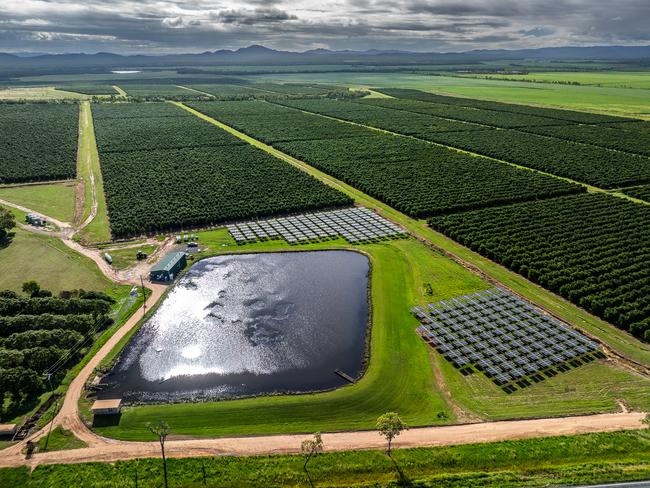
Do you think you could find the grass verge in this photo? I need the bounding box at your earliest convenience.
[2,430,650,487]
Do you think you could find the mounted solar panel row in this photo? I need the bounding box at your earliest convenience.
[413,288,601,391]
[227,206,406,245]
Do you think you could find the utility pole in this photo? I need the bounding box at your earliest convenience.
[140,275,147,317]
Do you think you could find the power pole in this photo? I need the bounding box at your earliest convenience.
[140,275,147,317]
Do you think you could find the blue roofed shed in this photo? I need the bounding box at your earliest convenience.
[149,252,187,282]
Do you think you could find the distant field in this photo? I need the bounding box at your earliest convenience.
[254,72,650,119]
[0,182,75,223]
[465,71,650,89]
[0,86,87,101]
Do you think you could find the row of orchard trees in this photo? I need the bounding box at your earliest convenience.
[0,281,114,413]
[188,100,582,219]
[430,193,650,342]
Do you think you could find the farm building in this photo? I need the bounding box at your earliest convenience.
[149,252,187,282]
[90,399,122,415]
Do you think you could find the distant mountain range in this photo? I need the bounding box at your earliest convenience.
[1,44,649,79]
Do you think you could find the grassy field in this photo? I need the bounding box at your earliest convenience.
[0,86,87,101]
[75,102,111,243]
[465,71,650,89]
[0,226,111,293]
[255,72,650,119]
[36,427,87,452]
[178,102,650,368]
[107,243,158,270]
[0,182,76,223]
[2,430,650,487]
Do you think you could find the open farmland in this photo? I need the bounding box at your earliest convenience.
[187,101,582,217]
[429,193,650,341]
[92,102,351,236]
[375,88,633,124]
[0,103,79,183]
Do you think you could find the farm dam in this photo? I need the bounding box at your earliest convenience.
[99,251,370,403]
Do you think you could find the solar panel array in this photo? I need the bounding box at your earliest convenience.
[227,207,406,245]
[413,288,601,391]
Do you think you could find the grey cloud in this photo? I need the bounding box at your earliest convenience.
[0,0,647,53]
[211,8,297,25]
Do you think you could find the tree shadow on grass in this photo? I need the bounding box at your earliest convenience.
[0,231,15,250]
[390,456,413,487]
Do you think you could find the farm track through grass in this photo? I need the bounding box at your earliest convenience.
[175,101,650,368]
[75,102,111,243]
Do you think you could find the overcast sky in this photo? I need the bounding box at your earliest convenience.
[0,0,648,54]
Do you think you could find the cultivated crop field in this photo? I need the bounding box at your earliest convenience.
[0,290,114,420]
[430,194,650,341]
[92,102,350,236]
[278,96,650,188]
[188,101,582,217]
[0,103,79,183]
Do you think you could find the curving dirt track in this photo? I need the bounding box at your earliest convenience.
[0,411,645,468]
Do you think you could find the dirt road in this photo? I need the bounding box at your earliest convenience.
[0,411,644,468]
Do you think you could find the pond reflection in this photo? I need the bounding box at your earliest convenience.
[101,251,369,403]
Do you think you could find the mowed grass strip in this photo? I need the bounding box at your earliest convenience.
[75,102,111,243]
[3,430,650,487]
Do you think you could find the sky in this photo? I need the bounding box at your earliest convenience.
[0,0,648,54]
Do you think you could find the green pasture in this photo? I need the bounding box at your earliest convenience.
[0,226,111,294]
[3,430,650,487]
[466,70,650,89]
[107,244,158,270]
[36,427,87,452]
[254,72,650,119]
[0,182,75,223]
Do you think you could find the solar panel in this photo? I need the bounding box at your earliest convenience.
[413,287,601,389]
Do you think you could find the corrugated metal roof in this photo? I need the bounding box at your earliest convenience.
[150,252,185,273]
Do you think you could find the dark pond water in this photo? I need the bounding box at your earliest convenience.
[100,251,369,403]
